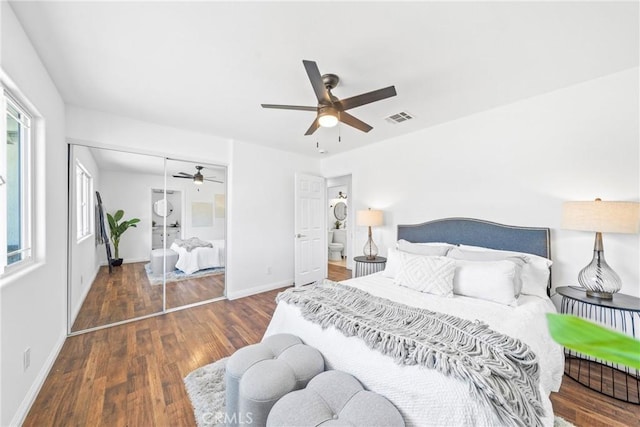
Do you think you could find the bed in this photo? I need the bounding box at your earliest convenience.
[265,218,564,427]
[170,238,225,275]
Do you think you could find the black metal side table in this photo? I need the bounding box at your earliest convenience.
[556,286,640,404]
[353,256,386,278]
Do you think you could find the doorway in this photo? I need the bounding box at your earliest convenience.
[326,175,353,274]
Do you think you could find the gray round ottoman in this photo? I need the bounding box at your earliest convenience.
[225,333,324,426]
[267,370,405,426]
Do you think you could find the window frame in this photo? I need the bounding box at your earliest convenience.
[75,159,94,242]
[2,90,34,275]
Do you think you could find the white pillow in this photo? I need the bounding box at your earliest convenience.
[453,259,519,306]
[447,248,526,296]
[394,252,455,297]
[382,247,402,279]
[397,239,454,256]
[458,244,552,299]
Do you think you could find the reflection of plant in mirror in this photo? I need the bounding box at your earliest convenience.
[107,210,141,260]
[546,313,640,369]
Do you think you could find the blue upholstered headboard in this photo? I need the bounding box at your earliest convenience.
[397,218,551,295]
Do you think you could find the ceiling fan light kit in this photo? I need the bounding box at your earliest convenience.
[261,60,397,136]
[318,106,339,128]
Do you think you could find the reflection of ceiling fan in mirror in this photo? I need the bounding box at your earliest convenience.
[172,166,223,185]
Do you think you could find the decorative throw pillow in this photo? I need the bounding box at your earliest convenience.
[381,247,402,279]
[447,248,526,296]
[394,252,455,297]
[458,244,552,299]
[397,239,454,256]
[452,259,519,306]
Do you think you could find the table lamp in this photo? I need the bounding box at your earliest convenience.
[356,208,384,260]
[562,198,640,298]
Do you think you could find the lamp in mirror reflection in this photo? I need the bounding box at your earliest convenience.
[562,198,640,299]
[356,208,384,260]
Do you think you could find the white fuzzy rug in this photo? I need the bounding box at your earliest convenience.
[183,357,575,427]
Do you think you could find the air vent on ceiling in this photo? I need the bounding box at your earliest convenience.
[385,111,414,124]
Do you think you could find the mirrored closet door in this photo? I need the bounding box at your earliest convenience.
[68,144,226,334]
[162,159,226,309]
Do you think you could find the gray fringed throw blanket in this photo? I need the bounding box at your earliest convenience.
[173,237,213,252]
[276,281,544,427]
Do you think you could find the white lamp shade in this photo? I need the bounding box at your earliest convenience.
[562,200,640,234]
[356,209,383,227]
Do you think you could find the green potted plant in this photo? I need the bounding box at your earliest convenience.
[107,209,141,266]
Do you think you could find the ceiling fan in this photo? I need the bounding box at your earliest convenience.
[261,60,397,135]
[172,166,223,185]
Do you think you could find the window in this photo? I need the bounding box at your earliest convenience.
[76,160,93,241]
[3,92,33,271]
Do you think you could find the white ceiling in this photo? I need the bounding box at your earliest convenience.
[9,1,639,157]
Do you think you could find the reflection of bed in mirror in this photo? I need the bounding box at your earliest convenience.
[170,238,225,275]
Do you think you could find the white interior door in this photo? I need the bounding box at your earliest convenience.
[294,173,325,286]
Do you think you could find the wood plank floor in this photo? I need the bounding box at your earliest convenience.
[26,264,639,426]
[72,262,225,332]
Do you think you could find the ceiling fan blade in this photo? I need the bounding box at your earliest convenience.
[303,60,331,105]
[339,111,373,133]
[172,175,193,179]
[204,178,224,183]
[338,86,397,111]
[261,104,317,111]
[304,117,321,135]
[175,172,192,176]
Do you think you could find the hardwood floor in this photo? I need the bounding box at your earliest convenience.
[328,262,352,281]
[72,262,225,331]
[26,287,283,427]
[26,264,639,426]
[165,271,225,310]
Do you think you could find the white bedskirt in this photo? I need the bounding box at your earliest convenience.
[264,274,564,427]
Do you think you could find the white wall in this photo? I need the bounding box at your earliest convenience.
[0,3,68,425]
[322,68,640,298]
[99,169,165,262]
[66,107,322,299]
[66,106,231,258]
[227,141,321,299]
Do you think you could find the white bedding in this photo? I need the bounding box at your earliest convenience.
[170,239,225,274]
[265,273,564,427]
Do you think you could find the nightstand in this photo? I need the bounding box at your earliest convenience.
[353,256,386,278]
[556,286,640,404]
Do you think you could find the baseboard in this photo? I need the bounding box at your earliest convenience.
[71,263,101,324]
[10,331,66,426]
[123,257,149,264]
[100,257,149,266]
[226,279,291,300]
